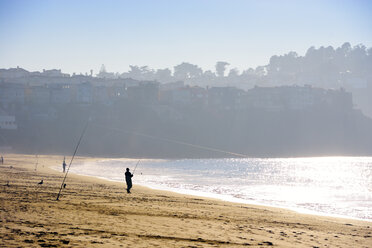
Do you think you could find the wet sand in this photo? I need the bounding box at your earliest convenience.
[0,153,371,247]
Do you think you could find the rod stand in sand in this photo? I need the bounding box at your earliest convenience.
[56,122,89,201]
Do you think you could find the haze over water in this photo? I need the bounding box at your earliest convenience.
[68,156,372,221]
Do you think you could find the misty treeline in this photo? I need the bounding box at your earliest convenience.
[99,42,372,88]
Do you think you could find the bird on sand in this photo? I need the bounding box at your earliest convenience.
[38,179,43,185]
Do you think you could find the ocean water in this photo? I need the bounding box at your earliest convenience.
[65,157,372,221]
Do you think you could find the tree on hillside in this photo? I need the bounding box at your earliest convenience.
[155,68,172,82]
[173,62,203,80]
[228,68,239,78]
[215,61,230,77]
[121,65,156,80]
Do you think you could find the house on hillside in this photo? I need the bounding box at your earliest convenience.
[41,69,69,77]
[0,83,25,106]
[207,86,244,110]
[0,109,17,130]
[50,84,72,104]
[26,85,50,104]
[0,67,29,78]
[76,82,93,104]
[242,85,353,111]
[325,88,353,110]
[127,81,159,104]
[159,85,207,107]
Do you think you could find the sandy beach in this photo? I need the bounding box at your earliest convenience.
[0,154,371,247]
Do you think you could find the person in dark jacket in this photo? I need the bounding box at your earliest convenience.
[125,168,133,193]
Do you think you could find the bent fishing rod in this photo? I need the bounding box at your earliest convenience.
[56,121,89,200]
[132,159,141,175]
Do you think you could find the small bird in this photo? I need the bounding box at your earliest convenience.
[5,181,9,187]
[38,180,43,185]
[63,183,67,188]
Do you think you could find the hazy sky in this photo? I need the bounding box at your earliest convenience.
[0,0,371,74]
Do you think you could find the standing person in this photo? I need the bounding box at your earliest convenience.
[125,168,133,193]
[62,157,66,173]
[0,156,3,164]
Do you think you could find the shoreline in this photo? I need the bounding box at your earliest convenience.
[58,157,372,223]
[61,166,372,223]
[1,153,371,247]
[134,183,372,223]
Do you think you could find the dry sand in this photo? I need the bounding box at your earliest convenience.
[0,153,371,247]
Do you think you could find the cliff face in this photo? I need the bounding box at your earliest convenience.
[3,102,372,158]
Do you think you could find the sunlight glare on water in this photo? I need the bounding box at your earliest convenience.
[68,156,372,221]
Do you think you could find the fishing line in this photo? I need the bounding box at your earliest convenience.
[92,123,247,158]
[56,121,89,200]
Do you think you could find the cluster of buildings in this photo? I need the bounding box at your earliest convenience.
[1,80,353,108]
[0,67,69,79]
[159,83,352,111]
[0,81,150,107]
[0,80,353,111]
[0,67,354,130]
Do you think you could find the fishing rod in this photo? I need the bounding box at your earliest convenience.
[56,121,90,201]
[132,159,141,175]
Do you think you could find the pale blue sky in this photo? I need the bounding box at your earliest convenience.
[0,0,371,74]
